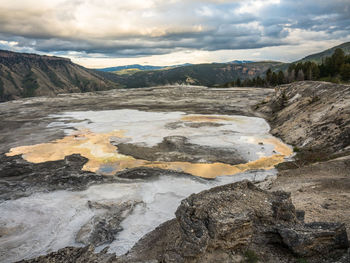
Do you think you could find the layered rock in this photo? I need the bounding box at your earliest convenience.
[276,222,349,257]
[122,181,349,263]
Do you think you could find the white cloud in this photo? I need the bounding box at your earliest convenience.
[235,0,280,15]
[0,0,349,66]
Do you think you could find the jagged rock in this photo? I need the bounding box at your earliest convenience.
[123,180,349,263]
[76,200,142,246]
[171,181,297,259]
[276,222,349,257]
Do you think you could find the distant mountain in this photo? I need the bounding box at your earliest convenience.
[298,42,350,64]
[0,50,118,101]
[4,42,349,101]
[226,60,255,64]
[99,62,255,73]
[97,61,283,88]
[97,63,193,73]
[97,64,165,72]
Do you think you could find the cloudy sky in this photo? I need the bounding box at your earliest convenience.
[0,0,349,68]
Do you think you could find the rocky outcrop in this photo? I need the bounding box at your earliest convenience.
[257,81,350,154]
[276,222,349,257]
[122,181,349,263]
[76,200,142,246]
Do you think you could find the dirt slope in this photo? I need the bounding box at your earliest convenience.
[257,81,350,154]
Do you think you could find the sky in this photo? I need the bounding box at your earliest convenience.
[0,0,349,68]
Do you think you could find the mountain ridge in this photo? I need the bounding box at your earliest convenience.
[96,61,283,88]
[1,42,350,101]
[96,63,194,73]
[299,42,350,63]
[0,50,118,101]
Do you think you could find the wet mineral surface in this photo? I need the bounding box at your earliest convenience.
[0,85,295,262]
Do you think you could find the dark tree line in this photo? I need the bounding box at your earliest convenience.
[223,48,350,88]
[22,70,39,97]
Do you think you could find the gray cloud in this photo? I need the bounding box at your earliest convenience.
[0,0,349,59]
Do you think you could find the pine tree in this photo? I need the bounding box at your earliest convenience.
[236,78,241,87]
[266,68,272,85]
[271,72,278,86]
[277,71,285,85]
[332,48,346,74]
[297,70,304,81]
[311,63,320,80]
[340,63,350,81]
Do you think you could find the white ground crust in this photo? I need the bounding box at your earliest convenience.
[0,109,290,262]
[0,171,273,262]
[49,109,278,161]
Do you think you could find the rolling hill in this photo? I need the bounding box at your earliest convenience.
[270,42,350,73]
[299,42,350,63]
[0,50,119,101]
[97,63,193,73]
[100,42,350,88]
[97,64,166,72]
[97,61,283,88]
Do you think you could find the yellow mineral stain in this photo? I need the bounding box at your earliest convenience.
[181,115,244,123]
[255,137,293,156]
[6,129,131,173]
[6,130,292,179]
[146,154,285,179]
